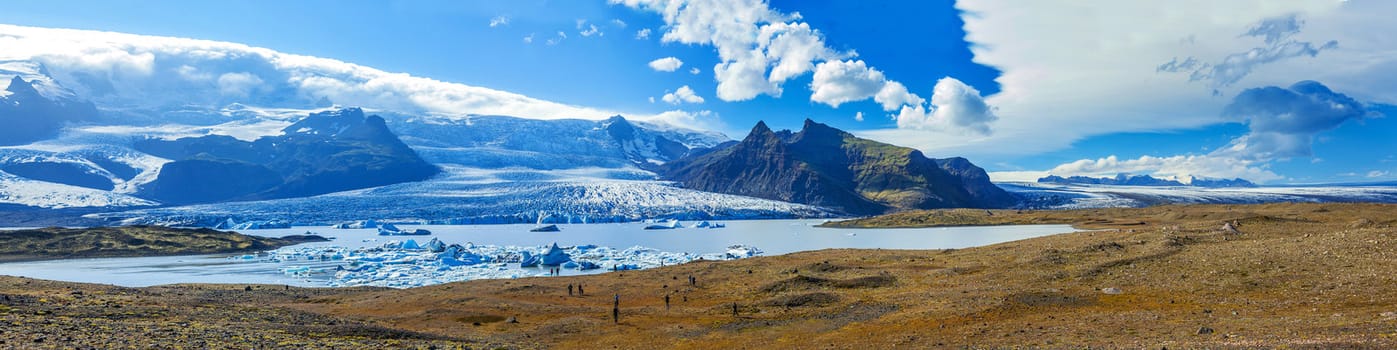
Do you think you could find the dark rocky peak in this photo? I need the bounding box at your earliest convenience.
[5,76,40,98]
[282,107,391,140]
[792,118,848,146]
[603,115,636,141]
[750,120,773,136]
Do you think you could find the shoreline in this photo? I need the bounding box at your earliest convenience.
[0,226,328,264]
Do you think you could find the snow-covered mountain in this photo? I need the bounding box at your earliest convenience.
[0,57,824,225]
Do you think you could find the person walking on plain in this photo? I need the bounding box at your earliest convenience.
[613,294,621,324]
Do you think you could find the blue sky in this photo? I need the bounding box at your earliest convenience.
[1,0,1394,184]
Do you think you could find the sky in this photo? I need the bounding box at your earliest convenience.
[0,0,1394,184]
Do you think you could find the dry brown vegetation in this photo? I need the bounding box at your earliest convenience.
[3,203,1397,349]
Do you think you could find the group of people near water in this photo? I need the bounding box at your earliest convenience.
[561,274,738,324]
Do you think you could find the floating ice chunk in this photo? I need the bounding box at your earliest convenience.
[540,242,571,266]
[520,251,540,267]
[426,238,446,253]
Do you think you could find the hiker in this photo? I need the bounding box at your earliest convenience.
[732,302,738,317]
[568,284,574,296]
[578,284,584,295]
[613,294,620,324]
[664,294,670,310]
[688,275,695,286]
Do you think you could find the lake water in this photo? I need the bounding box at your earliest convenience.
[0,220,1075,287]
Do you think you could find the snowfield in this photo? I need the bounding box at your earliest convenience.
[0,172,155,209]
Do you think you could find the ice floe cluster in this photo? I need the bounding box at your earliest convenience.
[234,238,763,288]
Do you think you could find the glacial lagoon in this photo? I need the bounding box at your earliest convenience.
[0,220,1076,288]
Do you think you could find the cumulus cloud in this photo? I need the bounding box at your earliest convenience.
[648,57,684,72]
[854,111,864,122]
[891,77,995,135]
[489,16,509,28]
[661,85,704,104]
[1213,80,1370,160]
[873,81,922,112]
[611,19,627,28]
[612,0,850,102]
[809,60,885,108]
[0,24,655,123]
[689,67,700,75]
[523,33,535,44]
[635,28,651,40]
[614,0,995,134]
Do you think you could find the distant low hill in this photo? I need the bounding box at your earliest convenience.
[0,225,327,262]
[661,119,1017,215]
[1037,174,1255,188]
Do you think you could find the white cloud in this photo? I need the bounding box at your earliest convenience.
[636,109,726,133]
[581,24,603,37]
[215,72,262,97]
[924,77,996,134]
[1369,170,1391,178]
[661,85,704,104]
[1159,14,1338,90]
[611,19,628,28]
[614,0,871,105]
[1044,154,1283,183]
[860,1,1397,167]
[635,28,651,40]
[873,81,921,112]
[0,24,669,124]
[546,31,567,45]
[648,57,684,72]
[809,60,885,108]
[489,16,509,28]
[689,67,700,75]
[854,111,864,122]
[523,33,535,44]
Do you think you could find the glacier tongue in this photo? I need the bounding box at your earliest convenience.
[90,166,834,226]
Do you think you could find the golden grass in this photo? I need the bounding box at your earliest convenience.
[3,203,1396,348]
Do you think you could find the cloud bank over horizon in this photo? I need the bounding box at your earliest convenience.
[0,24,727,132]
[929,1,1397,183]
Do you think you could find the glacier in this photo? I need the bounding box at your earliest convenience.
[87,165,835,226]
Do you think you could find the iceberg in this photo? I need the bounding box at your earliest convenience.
[237,238,763,288]
[540,242,571,266]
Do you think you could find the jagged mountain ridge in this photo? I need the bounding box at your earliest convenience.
[661,119,1017,215]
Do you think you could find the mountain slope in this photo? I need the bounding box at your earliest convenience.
[135,108,438,204]
[0,75,98,146]
[662,119,1016,215]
